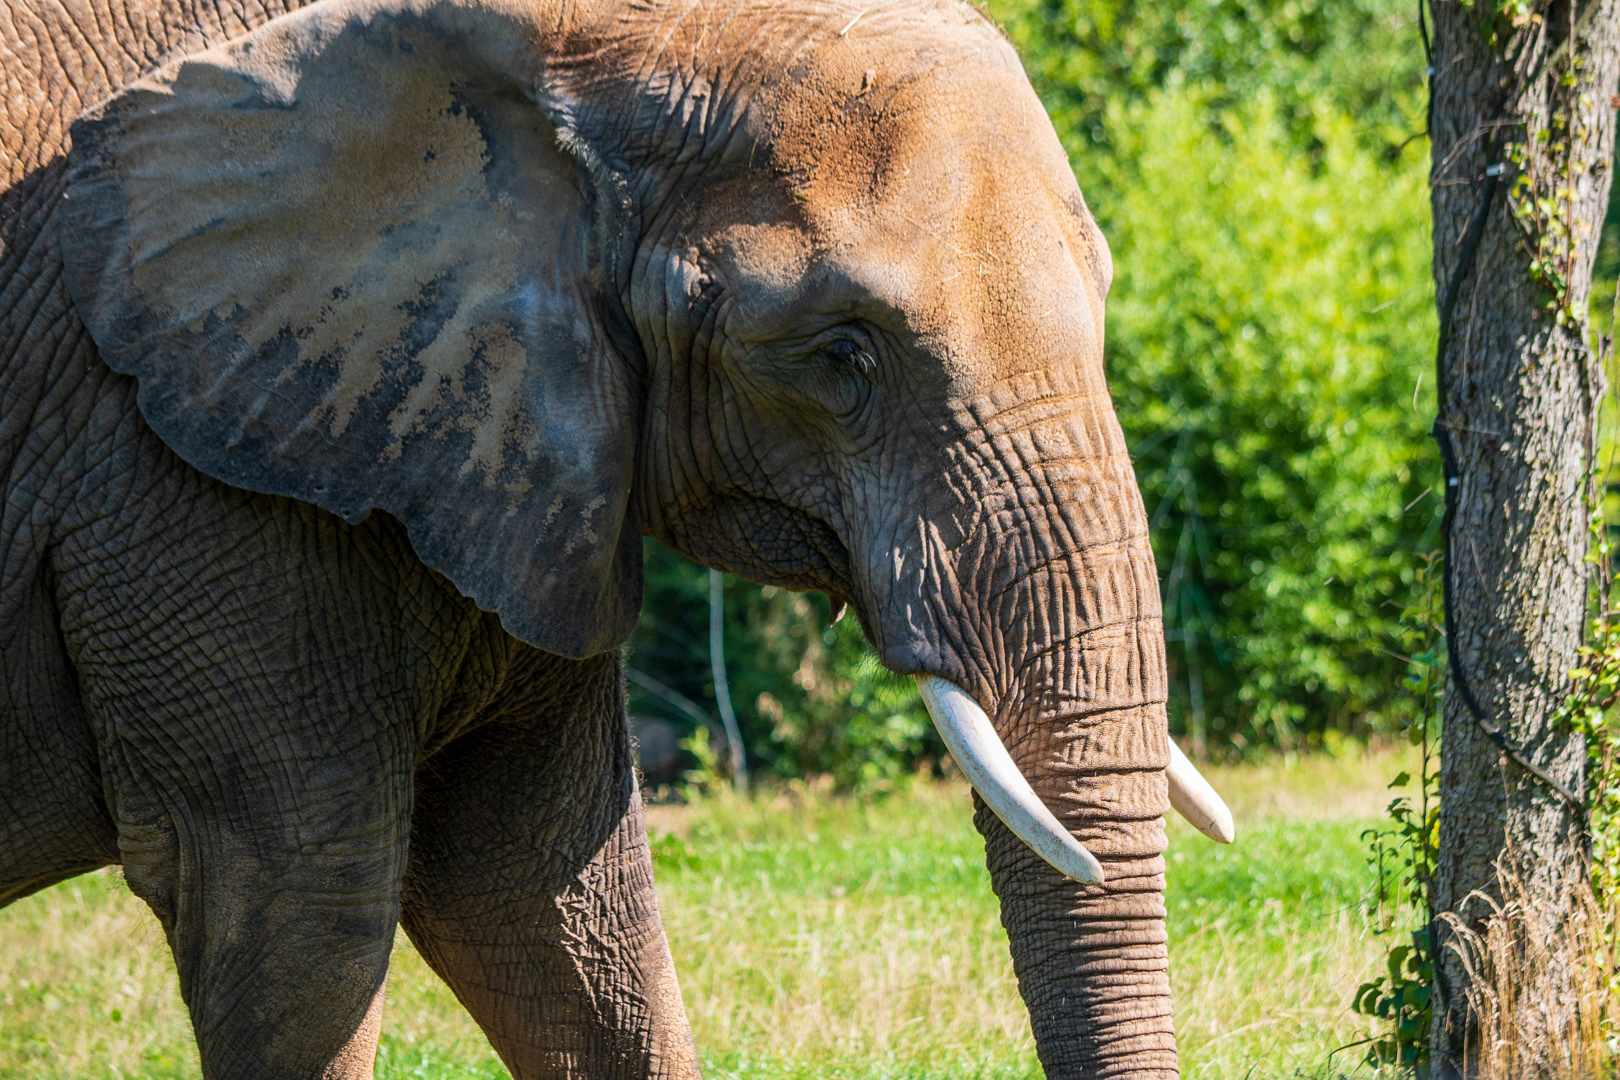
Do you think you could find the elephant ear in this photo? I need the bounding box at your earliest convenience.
[61,0,643,658]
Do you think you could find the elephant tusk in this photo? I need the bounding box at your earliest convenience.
[915,675,1105,885]
[1166,740,1236,844]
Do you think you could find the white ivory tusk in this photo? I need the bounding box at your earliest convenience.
[1166,740,1236,844]
[915,675,1105,885]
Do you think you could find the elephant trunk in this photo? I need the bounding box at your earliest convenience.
[983,802,1175,1077]
[988,519,1178,1077]
[968,623,1177,1076]
[896,421,1179,1075]
[978,593,1176,1075]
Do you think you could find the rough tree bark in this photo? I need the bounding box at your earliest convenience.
[1428,0,1620,1073]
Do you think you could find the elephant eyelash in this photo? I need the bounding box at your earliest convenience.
[825,339,877,379]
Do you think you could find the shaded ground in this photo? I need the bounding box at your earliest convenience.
[0,746,1411,1078]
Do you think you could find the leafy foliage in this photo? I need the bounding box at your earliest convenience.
[1001,0,1440,750]
[1352,934,1434,1073]
[988,0,1426,153]
[627,541,938,792]
[1352,553,1443,1073]
[1095,90,1439,749]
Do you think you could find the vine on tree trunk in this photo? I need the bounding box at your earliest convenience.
[1559,493,1620,897]
[1556,307,1620,1051]
[1499,0,1595,326]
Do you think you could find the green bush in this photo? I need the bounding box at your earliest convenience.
[1088,90,1438,749]
[984,0,1439,750]
[626,541,937,792]
[987,0,1425,152]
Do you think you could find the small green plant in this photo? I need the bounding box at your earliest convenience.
[1352,551,1443,1075]
[1353,932,1434,1072]
[1560,470,1620,1055]
[679,726,725,799]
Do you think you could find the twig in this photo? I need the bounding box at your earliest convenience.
[625,666,722,737]
[709,569,748,792]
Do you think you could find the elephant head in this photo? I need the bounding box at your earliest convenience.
[59,0,1233,1073]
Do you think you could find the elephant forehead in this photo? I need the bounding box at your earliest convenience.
[766,34,1108,384]
[791,187,1107,395]
[593,0,1109,382]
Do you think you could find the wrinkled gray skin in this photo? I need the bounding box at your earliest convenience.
[0,0,1175,1076]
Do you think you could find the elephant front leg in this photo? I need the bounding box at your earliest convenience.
[105,717,412,1080]
[399,651,698,1080]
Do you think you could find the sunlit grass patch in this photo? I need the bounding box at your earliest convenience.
[0,746,1408,1079]
[374,943,507,1080]
[0,870,191,1079]
[651,751,1404,1080]
[650,782,1039,1077]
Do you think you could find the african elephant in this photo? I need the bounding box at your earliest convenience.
[0,0,1235,1074]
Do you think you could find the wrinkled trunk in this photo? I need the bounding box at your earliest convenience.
[980,806,1174,1077]
[925,376,1176,1077]
[971,551,1175,1079]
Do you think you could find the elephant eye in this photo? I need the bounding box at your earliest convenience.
[826,338,877,378]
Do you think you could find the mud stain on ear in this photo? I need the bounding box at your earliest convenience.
[438,322,534,480]
[62,2,647,656]
[107,13,603,495]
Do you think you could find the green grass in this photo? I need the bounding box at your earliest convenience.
[0,747,1410,1078]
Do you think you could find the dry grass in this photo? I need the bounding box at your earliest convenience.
[1170,903,1385,1077]
[1439,854,1619,1079]
[1161,747,1414,1080]
[0,744,1416,1079]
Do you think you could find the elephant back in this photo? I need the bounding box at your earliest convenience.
[0,0,325,191]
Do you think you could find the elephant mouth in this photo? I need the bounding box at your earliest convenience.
[914,674,1234,884]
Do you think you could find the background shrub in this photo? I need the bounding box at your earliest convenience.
[1089,91,1437,751]
[627,543,937,791]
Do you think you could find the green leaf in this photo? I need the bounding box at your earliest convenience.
[1387,945,1411,983]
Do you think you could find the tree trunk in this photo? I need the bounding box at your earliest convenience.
[1428,0,1620,1073]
